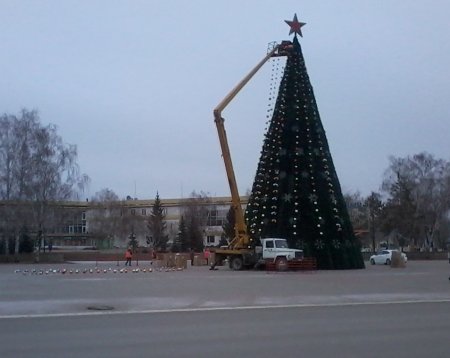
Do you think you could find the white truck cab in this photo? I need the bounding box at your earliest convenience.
[258,238,303,270]
[216,238,304,271]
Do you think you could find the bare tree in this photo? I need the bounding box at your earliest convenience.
[343,191,367,231]
[365,192,384,252]
[88,188,120,248]
[0,109,89,254]
[182,191,211,251]
[89,189,145,248]
[381,152,450,250]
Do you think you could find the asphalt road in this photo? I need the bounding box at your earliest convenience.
[0,260,449,357]
[1,302,450,358]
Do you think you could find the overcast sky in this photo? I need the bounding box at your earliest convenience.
[1,0,449,201]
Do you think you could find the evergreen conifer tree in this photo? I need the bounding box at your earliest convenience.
[147,192,168,252]
[221,206,236,243]
[172,215,188,252]
[128,231,138,251]
[187,215,204,252]
[19,229,34,253]
[245,19,364,269]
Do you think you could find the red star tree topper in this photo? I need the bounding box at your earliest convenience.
[285,13,306,37]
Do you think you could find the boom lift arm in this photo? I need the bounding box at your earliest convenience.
[213,41,293,251]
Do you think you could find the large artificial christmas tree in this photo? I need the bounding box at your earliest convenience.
[245,15,364,269]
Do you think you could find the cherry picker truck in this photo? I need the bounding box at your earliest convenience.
[210,41,304,271]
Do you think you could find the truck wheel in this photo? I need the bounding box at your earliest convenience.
[230,256,244,271]
[275,257,288,271]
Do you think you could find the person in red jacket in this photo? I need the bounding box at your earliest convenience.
[204,247,210,266]
[125,248,132,266]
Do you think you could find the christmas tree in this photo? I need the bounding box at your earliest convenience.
[245,15,364,269]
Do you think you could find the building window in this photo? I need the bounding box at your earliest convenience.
[131,209,136,215]
[142,209,146,216]
[207,209,226,226]
[207,236,215,244]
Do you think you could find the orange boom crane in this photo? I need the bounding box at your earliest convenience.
[211,41,294,270]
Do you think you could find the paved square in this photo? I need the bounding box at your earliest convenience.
[0,260,449,317]
[1,260,450,358]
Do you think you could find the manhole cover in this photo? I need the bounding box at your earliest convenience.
[87,305,114,311]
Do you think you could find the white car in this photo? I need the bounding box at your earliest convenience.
[369,249,407,265]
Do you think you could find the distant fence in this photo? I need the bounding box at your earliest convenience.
[0,253,65,263]
[1,250,448,264]
[63,251,154,262]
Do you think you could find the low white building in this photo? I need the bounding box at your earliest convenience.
[44,196,247,250]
